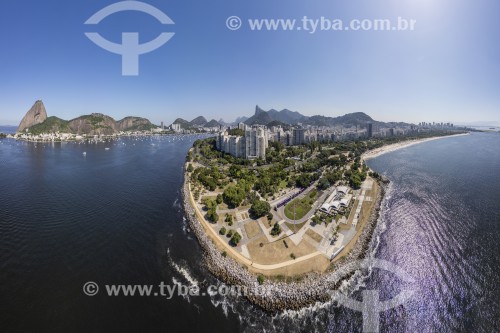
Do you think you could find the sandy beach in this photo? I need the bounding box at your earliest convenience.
[362,133,469,161]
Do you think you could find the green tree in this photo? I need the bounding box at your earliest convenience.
[219,227,227,235]
[216,194,223,204]
[267,212,273,221]
[228,165,242,179]
[223,185,246,208]
[228,128,245,136]
[207,207,218,222]
[257,274,265,285]
[187,163,194,172]
[250,200,271,218]
[270,222,281,236]
[202,197,216,209]
[230,232,242,246]
[317,177,330,190]
[270,141,284,153]
[296,174,310,188]
[349,174,362,188]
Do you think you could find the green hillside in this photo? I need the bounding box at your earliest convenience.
[28,117,70,134]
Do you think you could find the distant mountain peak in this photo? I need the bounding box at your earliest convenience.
[17,100,153,135]
[190,116,208,126]
[255,105,266,115]
[17,100,48,132]
[243,106,384,128]
[205,119,221,128]
[234,116,248,124]
[173,118,189,125]
[245,106,307,125]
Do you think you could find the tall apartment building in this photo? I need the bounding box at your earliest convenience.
[216,125,267,159]
[292,128,305,145]
[245,126,267,159]
[172,123,182,132]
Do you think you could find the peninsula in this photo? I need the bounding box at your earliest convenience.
[181,108,468,311]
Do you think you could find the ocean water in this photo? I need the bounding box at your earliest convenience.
[0,125,17,134]
[364,132,500,332]
[0,133,499,332]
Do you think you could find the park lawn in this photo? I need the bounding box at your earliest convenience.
[246,235,316,265]
[284,191,317,220]
[285,221,308,233]
[202,195,217,202]
[305,229,323,243]
[244,220,261,239]
[218,202,229,210]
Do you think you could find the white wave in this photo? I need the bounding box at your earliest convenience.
[170,260,199,287]
[172,198,182,209]
[181,216,190,235]
[278,300,335,320]
[172,276,190,303]
[209,294,231,318]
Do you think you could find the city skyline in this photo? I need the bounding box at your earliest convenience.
[1,0,499,126]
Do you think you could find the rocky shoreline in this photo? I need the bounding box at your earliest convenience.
[181,169,387,312]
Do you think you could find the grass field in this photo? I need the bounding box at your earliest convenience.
[246,235,316,265]
[284,190,317,220]
[244,221,261,239]
[285,221,308,233]
[305,229,323,243]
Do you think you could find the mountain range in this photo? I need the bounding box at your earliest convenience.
[17,101,155,135]
[173,116,221,130]
[175,105,412,129]
[17,101,412,135]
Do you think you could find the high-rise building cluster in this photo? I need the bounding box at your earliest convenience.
[419,122,454,129]
[216,122,426,159]
[216,124,268,160]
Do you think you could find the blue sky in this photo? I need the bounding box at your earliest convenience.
[0,0,499,126]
